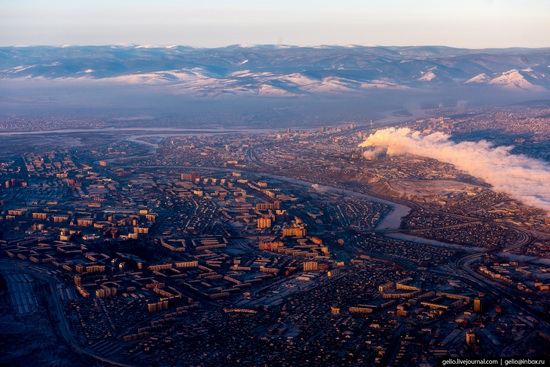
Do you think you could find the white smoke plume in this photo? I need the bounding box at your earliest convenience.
[359,128,550,214]
[312,183,330,193]
[362,146,386,160]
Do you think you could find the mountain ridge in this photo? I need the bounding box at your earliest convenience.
[2,45,550,96]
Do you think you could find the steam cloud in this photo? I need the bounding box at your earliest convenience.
[359,128,550,214]
[311,183,330,193]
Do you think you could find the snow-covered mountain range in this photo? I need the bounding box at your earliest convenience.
[2,45,550,96]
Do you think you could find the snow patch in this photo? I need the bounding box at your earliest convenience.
[258,84,294,96]
[489,69,545,91]
[360,80,410,90]
[8,65,35,73]
[465,73,490,84]
[418,71,436,81]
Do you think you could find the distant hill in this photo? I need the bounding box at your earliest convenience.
[1,45,550,96]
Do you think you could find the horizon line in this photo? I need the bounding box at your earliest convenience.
[2,43,550,51]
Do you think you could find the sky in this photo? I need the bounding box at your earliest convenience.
[1,0,549,48]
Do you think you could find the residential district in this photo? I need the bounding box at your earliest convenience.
[0,106,549,366]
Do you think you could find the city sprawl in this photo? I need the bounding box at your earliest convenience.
[1,105,549,367]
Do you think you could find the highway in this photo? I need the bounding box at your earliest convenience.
[451,252,550,324]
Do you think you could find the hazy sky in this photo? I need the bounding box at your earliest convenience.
[1,0,549,48]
